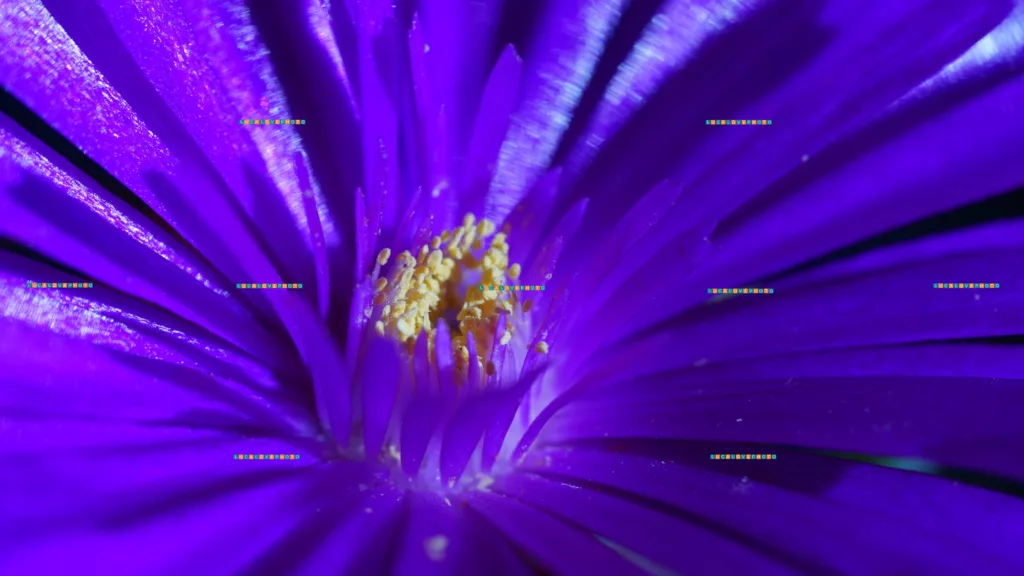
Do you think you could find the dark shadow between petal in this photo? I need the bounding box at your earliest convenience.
[556,0,834,268]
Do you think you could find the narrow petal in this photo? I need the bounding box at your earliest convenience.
[503,167,561,269]
[465,490,645,575]
[393,490,533,575]
[563,178,682,297]
[487,0,627,220]
[559,0,758,191]
[522,446,1024,573]
[287,485,408,574]
[547,372,1024,481]
[463,44,522,216]
[360,337,402,458]
[495,472,794,575]
[0,125,291,366]
[627,219,1024,366]
[524,197,587,287]
[703,70,1024,293]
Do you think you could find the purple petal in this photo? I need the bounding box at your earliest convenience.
[433,319,456,396]
[288,485,408,574]
[696,64,1024,297]
[495,471,794,575]
[393,491,533,575]
[0,461,335,573]
[563,178,682,297]
[465,490,644,575]
[345,278,374,376]
[486,313,511,389]
[392,492,458,574]
[487,0,627,221]
[357,40,397,274]
[463,44,523,216]
[547,372,1024,481]
[417,0,504,156]
[465,330,482,392]
[408,14,457,233]
[559,0,758,191]
[245,0,365,321]
[568,0,1012,255]
[0,125,292,367]
[503,167,561,269]
[13,0,342,297]
[580,343,1024,407]
[400,392,446,478]
[360,337,401,458]
[524,197,587,287]
[392,184,434,255]
[522,447,1024,573]
[439,391,503,486]
[0,315,313,438]
[443,365,547,483]
[559,225,710,380]
[629,219,1024,366]
[292,151,332,319]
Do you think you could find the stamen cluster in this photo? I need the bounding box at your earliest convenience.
[372,213,524,374]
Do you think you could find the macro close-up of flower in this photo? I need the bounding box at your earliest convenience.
[2,0,1024,574]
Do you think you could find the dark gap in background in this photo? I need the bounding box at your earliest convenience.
[767,185,1024,280]
[492,0,546,64]
[0,237,95,280]
[0,87,185,245]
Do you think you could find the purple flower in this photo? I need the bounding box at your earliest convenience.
[2,0,1024,573]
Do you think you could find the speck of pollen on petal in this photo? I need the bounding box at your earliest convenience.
[371,213,526,375]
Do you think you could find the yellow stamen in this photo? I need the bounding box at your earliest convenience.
[373,213,523,373]
[535,341,549,354]
[377,248,391,267]
[478,219,496,238]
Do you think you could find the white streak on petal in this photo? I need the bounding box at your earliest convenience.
[0,1,172,212]
[486,0,627,222]
[896,1,1024,106]
[563,0,756,187]
[0,130,224,294]
[307,0,360,119]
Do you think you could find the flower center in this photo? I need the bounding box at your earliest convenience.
[371,213,529,374]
